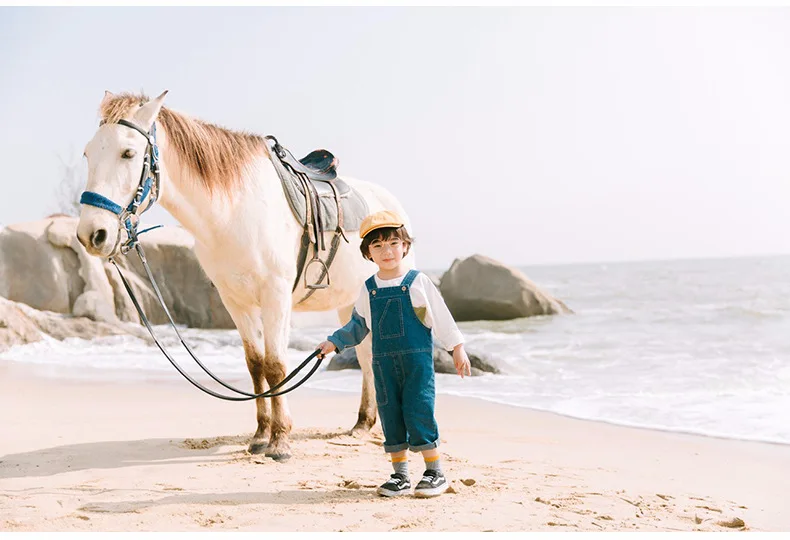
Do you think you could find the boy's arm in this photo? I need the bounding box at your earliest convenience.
[327,308,370,353]
[421,275,465,351]
[421,276,471,377]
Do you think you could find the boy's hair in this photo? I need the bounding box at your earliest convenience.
[360,226,414,261]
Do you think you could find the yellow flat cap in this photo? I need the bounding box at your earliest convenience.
[359,210,405,238]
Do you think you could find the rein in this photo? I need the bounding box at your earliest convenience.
[80,119,324,401]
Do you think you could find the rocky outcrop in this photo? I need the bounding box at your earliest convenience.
[0,297,43,351]
[0,216,234,329]
[1,219,572,353]
[439,254,572,321]
[0,296,133,353]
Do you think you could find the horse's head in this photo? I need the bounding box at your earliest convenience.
[77,90,168,258]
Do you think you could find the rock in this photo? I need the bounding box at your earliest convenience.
[28,312,126,342]
[433,348,486,376]
[433,348,458,374]
[327,345,498,376]
[73,291,117,324]
[326,347,360,371]
[468,351,500,374]
[112,226,235,329]
[0,297,43,351]
[47,217,117,324]
[439,254,572,321]
[0,217,234,329]
[0,297,127,353]
[0,218,83,314]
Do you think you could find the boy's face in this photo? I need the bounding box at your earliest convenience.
[368,235,407,272]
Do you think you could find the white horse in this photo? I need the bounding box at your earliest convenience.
[76,91,413,460]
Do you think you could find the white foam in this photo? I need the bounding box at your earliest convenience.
[3,255,790,446]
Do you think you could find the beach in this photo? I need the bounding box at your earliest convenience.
[1,361,788,532]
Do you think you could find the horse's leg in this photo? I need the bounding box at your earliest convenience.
[353,334,377,434]
[337,305,377,435]
[212,292,271,454]
[260,278,294,461]
[243,336,272,455]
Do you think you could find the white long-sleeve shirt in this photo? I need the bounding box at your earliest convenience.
[332,271,464,352]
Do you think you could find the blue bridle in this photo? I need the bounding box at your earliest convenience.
[80,119,162,254]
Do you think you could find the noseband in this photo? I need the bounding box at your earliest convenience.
[79,119,161,255]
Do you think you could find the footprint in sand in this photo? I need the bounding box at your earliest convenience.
[194,510,228,528]
[716,517,746,529]
[340,479,377,489]
[79,502,141,514]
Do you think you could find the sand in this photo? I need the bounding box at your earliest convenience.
[1,361,788,532]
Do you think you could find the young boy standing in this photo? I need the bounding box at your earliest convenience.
[317,210,471,498]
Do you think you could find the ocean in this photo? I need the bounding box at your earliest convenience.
[3,254,790,445]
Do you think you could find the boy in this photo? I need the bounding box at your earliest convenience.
[317,210,471,498]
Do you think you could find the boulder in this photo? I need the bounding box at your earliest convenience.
[432,348,501,376]
[439,254,572,321]
[111,226,235,329]
[0,219,83,314]
[326,345,499,377]
[0,297,43,351]
[72,290,117,324]
[0,216,234,329]
[0,296,129,353]
[326,346,361,371]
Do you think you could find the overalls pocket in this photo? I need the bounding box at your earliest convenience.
[377,298,405,339]
[372,359,389,407]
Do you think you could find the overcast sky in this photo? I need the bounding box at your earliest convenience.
[2,7,790,269]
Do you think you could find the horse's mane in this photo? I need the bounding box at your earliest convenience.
[100,93,267,194]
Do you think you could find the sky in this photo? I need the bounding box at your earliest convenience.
[2,6,790,270]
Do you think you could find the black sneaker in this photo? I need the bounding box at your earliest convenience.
[376,473,411,497]
[413,469,448,498]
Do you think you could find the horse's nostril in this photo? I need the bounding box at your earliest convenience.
[91,228,107,248]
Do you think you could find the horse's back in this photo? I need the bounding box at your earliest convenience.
[290,175,415,313]
[338,175,412,230]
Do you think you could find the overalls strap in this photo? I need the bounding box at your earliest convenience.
[401,269,420,288]
[365,275,378,292]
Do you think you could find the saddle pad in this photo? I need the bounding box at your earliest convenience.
[269,150,369,234]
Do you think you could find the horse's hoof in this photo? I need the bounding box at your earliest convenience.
[248,442,267,455]
[350,423,373,438]
[265,438,291,461]
[265,451,292,462]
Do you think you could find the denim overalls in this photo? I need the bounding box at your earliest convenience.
[366,269,439,453]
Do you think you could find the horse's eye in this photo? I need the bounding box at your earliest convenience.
[122,149,136,159]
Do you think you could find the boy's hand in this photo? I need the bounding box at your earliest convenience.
[452,345,472,378]
[316,341,337,359]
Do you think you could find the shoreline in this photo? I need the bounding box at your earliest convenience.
[2,361,789,531]
[3,357,788,451]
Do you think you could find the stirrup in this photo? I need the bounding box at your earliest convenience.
[304,257,331,290]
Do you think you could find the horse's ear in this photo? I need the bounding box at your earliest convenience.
[101,90,114,106]
[134,90,169,130]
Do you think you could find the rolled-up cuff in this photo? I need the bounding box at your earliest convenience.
[408,439,440,453]
[327,336,345,353]
[439,331,465,352]
[383,442,410,453]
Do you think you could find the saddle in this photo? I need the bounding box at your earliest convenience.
[265,136,368,303]
[276,146,338,182]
